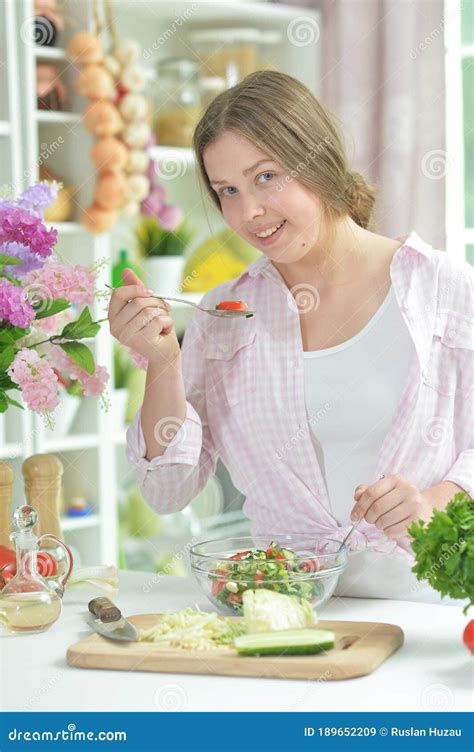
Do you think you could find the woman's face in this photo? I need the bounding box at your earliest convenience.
[203,131,325,264]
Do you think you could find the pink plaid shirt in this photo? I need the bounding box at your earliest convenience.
[126,231,473,562]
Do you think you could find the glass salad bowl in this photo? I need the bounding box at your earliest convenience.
[189,534,348,616]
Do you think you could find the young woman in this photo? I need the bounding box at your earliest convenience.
[109,71,473,603]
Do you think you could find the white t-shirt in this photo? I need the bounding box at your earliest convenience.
[303,284,455,603]
[303,284,414,525]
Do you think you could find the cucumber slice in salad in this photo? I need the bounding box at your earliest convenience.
[234,628,336,656]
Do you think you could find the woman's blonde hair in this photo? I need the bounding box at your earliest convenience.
[193,70,376,231]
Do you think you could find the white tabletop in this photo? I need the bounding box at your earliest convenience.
[1,571,471,713]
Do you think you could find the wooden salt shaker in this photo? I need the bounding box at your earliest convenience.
[0,461,15,549]
[22,454,64,538]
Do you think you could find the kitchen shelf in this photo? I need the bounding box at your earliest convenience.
[61,513,99,531]
[45,221,84,232]
[35,110,82,124]
[2,0,321,570]
[42,434,100,452]
[0,443,24,459]
[34,46,67,60]
[149,145,195,173]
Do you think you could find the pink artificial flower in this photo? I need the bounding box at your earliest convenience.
[17,182,58,217]
[0,206,56,258]
[25,262,96,305]
[41,341,110,397]
[140,187,165,217]
[34,307,75,335]
[77,363,109,397]
[8,348,59,412]
[127,348,148,370]
[0,278,36,328]
[159,204,184,231]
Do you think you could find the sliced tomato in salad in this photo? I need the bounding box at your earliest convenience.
[228,550,252,560]
[211,579,227,597]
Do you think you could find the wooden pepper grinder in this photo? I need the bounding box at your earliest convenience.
[0,461,15,549]
[22,454,63,538]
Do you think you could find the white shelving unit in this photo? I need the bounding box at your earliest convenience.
[1,0,321,568]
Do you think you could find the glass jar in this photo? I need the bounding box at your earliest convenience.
[0,506,73,634]
[188,28,260,87]
[155,58,202,148]
[199,76,226,109]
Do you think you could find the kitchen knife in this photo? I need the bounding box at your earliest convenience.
[87,597,139,642]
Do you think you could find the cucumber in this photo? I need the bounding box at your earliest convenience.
[234,628,335,656]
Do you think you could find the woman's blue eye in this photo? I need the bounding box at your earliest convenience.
[219,172,275,198]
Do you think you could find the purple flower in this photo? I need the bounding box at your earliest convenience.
[140,187,165,217]
[0,278,35,328]
[17,182,58,216]
[0,206,56,258]
[1,241,44,278]
[145,152,158,182]
[159,204,184,231]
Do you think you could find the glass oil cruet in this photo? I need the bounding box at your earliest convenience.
[0,505,73,634]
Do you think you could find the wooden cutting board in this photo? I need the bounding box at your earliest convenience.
[67,614,403,680]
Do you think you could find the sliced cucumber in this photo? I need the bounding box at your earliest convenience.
[234,628,335,656]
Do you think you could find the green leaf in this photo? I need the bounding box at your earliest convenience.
[0,391,7,413]
[0,254,24,266]
[5,394,24,410]
[59,342,95,375]
[0,346,16,371]
[0,326,30,344]
[59,307,100,340]
[0,373,18,390]
[34,298,70,320]
[409,492,474,610]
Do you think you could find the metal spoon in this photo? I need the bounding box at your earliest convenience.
[105,283,255,319]
[335,474,386,552]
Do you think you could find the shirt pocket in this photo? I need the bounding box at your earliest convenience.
[204,328,257,407]
[423,311,473,397]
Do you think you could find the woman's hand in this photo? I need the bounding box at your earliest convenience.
[108,268,181,368]
[350,474,432,539]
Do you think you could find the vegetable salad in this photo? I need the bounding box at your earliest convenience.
[209,540,326,612]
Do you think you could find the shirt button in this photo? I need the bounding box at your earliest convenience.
[220,344,229,353]
[423,373,431,385]
[447,329,456,339]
